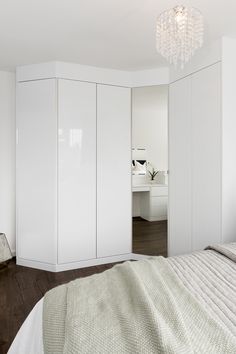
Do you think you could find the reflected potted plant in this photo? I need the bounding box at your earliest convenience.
[148,163,159,183]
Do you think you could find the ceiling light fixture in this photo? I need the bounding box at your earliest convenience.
[156,6,204,68]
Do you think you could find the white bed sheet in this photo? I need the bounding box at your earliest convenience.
[8,298,44,354]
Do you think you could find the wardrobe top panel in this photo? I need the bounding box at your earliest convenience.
[16,61,169,88]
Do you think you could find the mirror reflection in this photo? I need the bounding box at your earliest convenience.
[132,85,168,256]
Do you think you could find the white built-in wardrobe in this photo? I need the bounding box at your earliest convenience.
[17,40,236,269]
[168,55,236,256]
[169,62,221,256]
[16,74,132,271]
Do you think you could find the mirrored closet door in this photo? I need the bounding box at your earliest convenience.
[132,85,168,256]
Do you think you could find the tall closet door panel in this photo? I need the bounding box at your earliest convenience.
[16,79,57,264]
[168,77,192,256]
[97,85,132,258]
[58,80,96,263]
[191,63,221,250]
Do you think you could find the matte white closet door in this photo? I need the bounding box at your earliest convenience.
[97,85,132,258]
[191,63,221,250]
[168,77,192,256]
[17,79,57,264]
[58,79,96,263]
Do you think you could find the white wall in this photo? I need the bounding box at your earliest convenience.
[0,71,15,253]
[222,37,236,243]
[132,85,168,171]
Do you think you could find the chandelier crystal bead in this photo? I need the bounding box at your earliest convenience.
[156,6,204,68]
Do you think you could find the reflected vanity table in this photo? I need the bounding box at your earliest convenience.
[132,184,168,221]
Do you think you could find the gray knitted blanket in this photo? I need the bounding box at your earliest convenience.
[0,233,12,263]
[43,244,236,354]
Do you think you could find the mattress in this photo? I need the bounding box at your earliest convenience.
[8,245,236,354]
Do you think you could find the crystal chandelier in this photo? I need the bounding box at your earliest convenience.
[156,6,204,68]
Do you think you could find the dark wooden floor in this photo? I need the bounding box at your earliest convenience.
[132,217,167,257]
[0,259,117,354]
[0,218,167,353]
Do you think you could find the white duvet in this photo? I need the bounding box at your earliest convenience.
[8,299,44,354]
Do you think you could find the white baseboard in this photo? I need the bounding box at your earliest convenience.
[17,258,58,271]
[16,253,150,272]
[56,254,133,272]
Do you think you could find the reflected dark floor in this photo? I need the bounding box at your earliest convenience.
[132,217,167,257]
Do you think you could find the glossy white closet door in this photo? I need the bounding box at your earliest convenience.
[58,79,96,263]
[17,79,57,264]
[97,85,132,257]
[168,77,192,256]
[191,63,221,250]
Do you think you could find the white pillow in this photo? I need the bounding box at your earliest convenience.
[135,161,146,173]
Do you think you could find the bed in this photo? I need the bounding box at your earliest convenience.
[8,243,236,354]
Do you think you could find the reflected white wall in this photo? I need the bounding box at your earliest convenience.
[0,71,15,252]
[132,85,168,173]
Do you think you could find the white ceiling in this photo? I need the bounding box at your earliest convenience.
[0,0,236,71]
